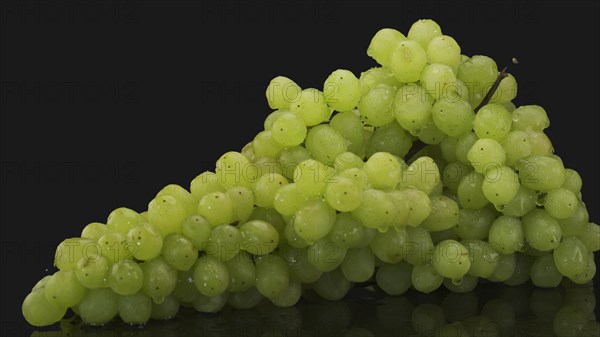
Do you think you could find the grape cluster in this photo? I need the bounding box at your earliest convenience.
[23,19,598,327]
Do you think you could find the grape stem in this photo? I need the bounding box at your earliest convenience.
[474,66,509,112]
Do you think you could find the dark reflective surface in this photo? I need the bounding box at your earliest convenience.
[31,282,599,337]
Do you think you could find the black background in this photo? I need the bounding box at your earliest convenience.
[1,1,599,335]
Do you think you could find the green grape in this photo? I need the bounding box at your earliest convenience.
[270,281,302,308]
[278,145,312,179]
[253,130,284,158]
[226,186,254,222]
[148,194,187,236]
[462,240,500,278]
[420,63,457,100]
[474,103,512,140]
[305,125,348,166]
[367,28,406,66]
[324,69,361,112]
[525,130,554,156]
[225,251,256,292]
[215,151,254,189]
[333,152,364,171]
[157,184,198,216]
[400,156,440,194]
[454,207,495,240]
[511,105,549,131]
[264,110,287,130]
[400,188,432,227]
[432,240,471,282]
[22,289,66,327]
[265,76,301,110]
[411,263,444,294]
[255,254,290,298]
[522,209,562,251]
[558,203,588,236]
[407,19,442,48]
[239,220,279,255]
[98,232,132,263]
[482,165,520,205]
[330,112,366,154]
[106,207,142,234]
[405,226,434,265]
[336,167,370,190]
[365,121,413,159]
[570,253,596,284]
[190,171,225,201]
[78,288,119,326]
[127,223,164,260]
[430,227,461,245]
[500,186,537,217]
[561,169,582,194]
[273,183,307,217]
[241,142,255,161]
[358,84,396,126]
[289,88,331,126]
[119,292,152,325]
[197,191,233,227]
[75,255,110,289]
[427,35,461,72]
[359,67,399,96]
[325,176,364,212]
[293,159,332,198]
[330,213,372,249]
[530,254,563,288]
[142,257,178,303]
[376,261,412,296]
[431,98,474,136]
[577,222,600,252]
[192,255,229,297]
[281,246,322,283]
[254,155,284,176]
[54,237,94,271]
[456,55,498,106]
[271,111,308,147]
[467,138,506,174]
[553,237,589,279]
[418,122,447,144]
[488,253,516,282]
[44,270,85,308]
[442,162,472,192]
[162,233,198,270]
[293,199,336,244]
[421,195,459,232]
[363,152,402,190]
[456,171,489,209]
[543,188,579,219]
[518,155,566,192]
[490,73,517,103]
[206,224,241,262]
[247,207,286,235]
[502,130,532,166]
[192,292,228,313]
[351,189,396,230]
[390,40,428,82]
[488,216,524,254]
[341,247,375,282]
[440,137,459,163]
[503,253,533,286]
[369,229,408,263]
[227,287,263,310]
[387,190,411,229]
[253,173,288,208]
[393,83,434,135]
[81,222,108,241]
[108,260,143,295]
[284,222,308,248]
[150,294,180,320]
[455,131,478,164]
[313,268,352,301]
[173,269,198,303]
[308,237,347,272]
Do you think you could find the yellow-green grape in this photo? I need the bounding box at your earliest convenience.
[273,183,307,217]
[329,213,373,249]
[376,261,412,296]
[387,190,411,229]
[252,130,284,158]
[255,154,284,176]
[359,84,396,126]
[98,232,131,263]
[455,131,478,164]
[225,251,256,293]
[324,69,361,112]
[442,161,472,191]
[393,83,434,135]
[518,155,566,192]
[490,73,517,103]
[390,40,428,83]
[325,176,363,212]
[405,226,434,265]
[277,145,311,180]
[457,55,498,106]
[421,195,459,232]
[553,237,589,279]
[443,275,479,293]
[264,109,287,130]
[351,189,396,230]
[76,255,110,289]
[270,281,302,308]
[562,169,582,194]
[467,138,506,173]
[293,199,335,244]
[252,173,288,208]
[197,191,233,227]
[488,253,516,282]
[215,151,254,189]
[44,270,86,308]
[558,203,588,236]
[334,152,364,171]
[418,122,447,144]
[108,260,143,295]
[502,101,517,112]
[359,67,399,95]
[427,35,461,72]
[81,222,108,241]
[543,188,579,219]
[78,288,119,326]
[577,222,600,252]
[162,233,198,270]
[192,292,228,314]
[247,207,286,236]
[266,76,301,110]
[308,237,347,272]
[474,103,512,141]
[454,207,495,240]
[522,209,562,252]
[366,122,413,159]
[173,269,198,303]
[400,156,440,194]
[118,292,152,325]
[431,98,474,137]
[511,105,549,131]
[22,287,66,327]
[190,171,225,201]
[150,294,180,320]
[340,247,375,282]
[401,188,432,227]
[462,240,500,278]
[488,216,524,254]
[54,237,94,271]
[289,88,331,126]
[501,186,537,217]
[206,224,242,262]
[502,130,532,166]
[106,207,142,234]
[530,254,563,288]
[239,220,279,256]
[570,253,596,284]
[271,111,308,147]
[336,167,370,190]
[255,254,290,299]
[141,257,178,303]
[525,130,554,156]
[148,194,187,236]
[193,255,229,297]
[407,19,442,48]
[127,223,164,260]
[432,240,471,282]
[227,287,263,310]
[369,229,408,264]
[157,184,198,217]
[367,28,406,66]
[281,246,322,283]
[226,186,254,223]
[456,171,488,209]
[420,63,457,101]
[313,268,353,301]
[482,165,520,205]
[241,142,255,161]
[363,152,402,190]
[411,263,444,294]
[330,113,365,155]
[305,125,348,166]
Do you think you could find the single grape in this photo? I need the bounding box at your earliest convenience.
[108,260,143,295]
[324,69,361,112]
[367,28,406,66]
[141,257,178,303]
[127,223,164,261]
[119,292,152,325]
[432,240,471,282]
[22,290,67,327]
[239,220,279,255]
[44,270,86,309]
[193,255,229,297]
[161,233,198,270]
[376,261,412,296]
[265,76,301,110]
[78,288,119,326]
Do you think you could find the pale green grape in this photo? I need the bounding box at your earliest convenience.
[501,186,537,217]
[290,88,331,126]
[502,130,532,166]
[400,156,440,194]
[400,188,432,227]
[215,151,254,189]
[255,254,290,298]
[454,207,495,240]
[294,159,332,198]
[324,69,361,112]
[530,254,563,288]
[490,73,517,103]
[482,165,520,205]
[255,154,284,176]
[273,183,307,217]
[330,213,373,249]
[227,287,263,310]
[462,239,500,278]
[98,232,132,263]
[330,112,365,154]
[390,40,428,82]
[197,191,233,227]
[148,194,187,236]
[313,268,352,301]
[107,207,142,234]
[359,84,396,126]
[118,292,152,325]
[518,155,566,192]
[173,269,198,303]
[365,122,413,159]
[75,255,110,289]
[525,130,554,156]
[270,281,302,308]
[405,226,434,265]
[369,229,408,263]
[427,35,461,72]
[456,55,498,106]
[455,131,478,164]
[488,216,524,254]
[325,176,363,212]
[281,246,322,283]
[522,209,562,251]
[420,63,457,101]
[418,122,447,144]
[440,137,459,163]
[474,103,512,141]
[127,223,163,260]
[162,233,198,270]
[264,110,287,130]
[142,257,178,303]
[503,253,533,286]
[561,169,582,194]
[570,253,596,284]
[308,237,347,272]
[431,98,474,136]
[341,247,375,282]
[225,251,256,292]
[351,189,396,229]
[511,105,549,131]
[411,263,444,294]
[54,237,94,271]
[367,28,406,66]
[456,171,489,209]
[190,171,225,201]
[336,167,370,190]
[393,83,434,134]
[193,255,228,297]
[252,173,288,208]
[284,222,308,249]
[488,253,516,282]
[376,261,412,295]
[544,188,579,219]
[553,237,589,279]
[363,152,402,189]
[305,125,348,166]
[293,199,336,244]
[78,288,119,326]
[108,260,143,295]
[22,289,66,327]
[577,222,600,252]
[271,111,308,147]
[253,130,284,158]
[206,224,241,262]
[44,270,85,308]
[359,67,399,96]
[157,184,198,216]
[407,19,442,48]
[277,145,312,179]
[192,292,228,313]
[421,195,459,232]
[266,76,301,110]
[247,207,286,236]
[467,138,506,173]
[333,152,364,171]
[241,142,255,161]
[226,186,254,222]
[81,222,108,241]
[150,294,180,320]
[558,203,588,236]
[432,240,470,282]
[387,190,411,229]
[239,220,279,255]
[442,161,472,191]
[443,274,479,293]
